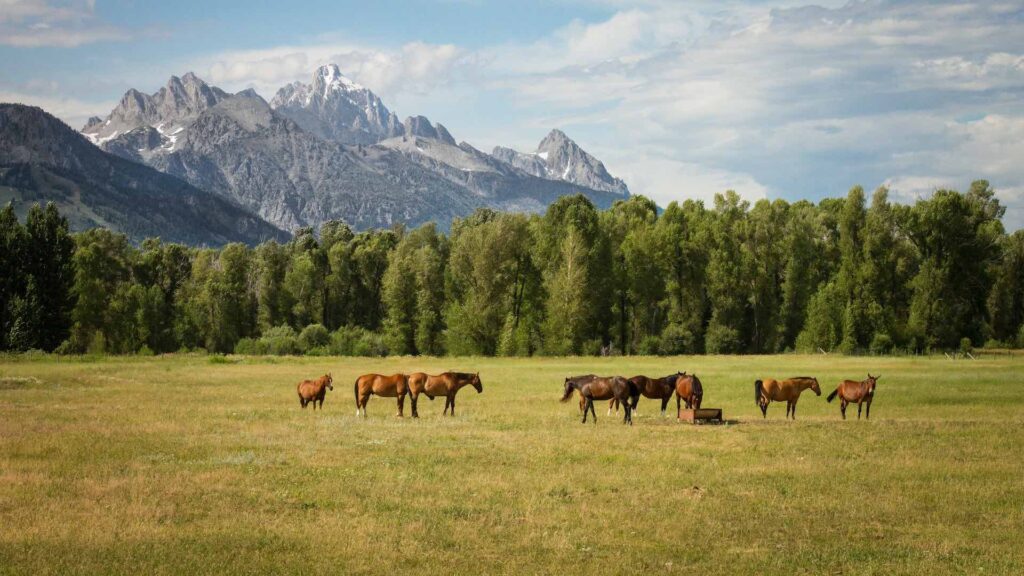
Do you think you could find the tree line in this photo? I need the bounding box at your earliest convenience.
[2,181,1023,356]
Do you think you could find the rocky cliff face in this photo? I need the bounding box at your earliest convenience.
[493,129,629,196]
[1,104,288,246]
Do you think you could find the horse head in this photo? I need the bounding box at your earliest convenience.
[810,377,821,396]
[866,373,879,394]
[471,372,483,394]
[325,373,334,391]
[560,377,576,402]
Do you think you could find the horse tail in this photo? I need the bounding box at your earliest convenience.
[353,378,360,408]
[826,388,839,403]
[692,375,703,400]
[754,380,763,405]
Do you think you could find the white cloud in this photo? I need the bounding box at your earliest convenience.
[195,41,475,103]
[0,0,129,47]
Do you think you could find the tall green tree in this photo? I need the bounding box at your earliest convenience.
[0,204,26,349]
[705,191,750,353]
[15,203,75,350]
[906,181,1005,348]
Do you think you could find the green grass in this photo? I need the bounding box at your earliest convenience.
[1,354,1023,575]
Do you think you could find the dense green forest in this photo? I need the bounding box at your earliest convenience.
[2,181,1023,356]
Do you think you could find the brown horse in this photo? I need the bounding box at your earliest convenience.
[826,374,879,420]
[406,372,482,417]
[354,373,410,417]
[561,376,634,425]
[297,373,333,410]
[675,372,704,418]
[755,377,821,419]
[608,373,677,417]
[565,374,598,414]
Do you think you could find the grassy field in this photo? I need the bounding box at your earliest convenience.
[1,353,1023,575]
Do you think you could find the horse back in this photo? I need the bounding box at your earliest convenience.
[840,379,870,401]
[407,372,427,393]
[297,379,318,399]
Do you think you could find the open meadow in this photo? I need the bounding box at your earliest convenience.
[1,353,1023,575]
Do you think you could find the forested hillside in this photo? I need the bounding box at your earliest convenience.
[2,180,1022,356]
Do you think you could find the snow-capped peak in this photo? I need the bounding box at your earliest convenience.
[317,64,363,94]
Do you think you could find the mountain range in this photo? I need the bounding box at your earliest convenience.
[0,104,288,246]
[4,64,631,243]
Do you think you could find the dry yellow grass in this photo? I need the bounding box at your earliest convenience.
[1,353,1023,574]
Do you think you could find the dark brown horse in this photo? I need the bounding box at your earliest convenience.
[675,372,704,418]
[826,374,879,419]
[565,374,598,414]
[608,373,678,417]
[561,375,634,425]
[755,377,821,419]
[407,372,482,417]
[297,373,333,410]
[354,373,409,417]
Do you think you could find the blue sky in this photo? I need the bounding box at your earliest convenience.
[3,0,1024,227]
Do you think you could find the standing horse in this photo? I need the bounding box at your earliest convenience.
[826,374,879,420]
[675,372,704,418]
[755,377,820,419]
[406,372,482,417]
[608,373,677,417]
[354,373,410,417]
[564,374,598,414]
[297,373,333,410]
[561,376,634,425]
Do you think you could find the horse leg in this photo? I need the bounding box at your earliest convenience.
[791,401,797,420]
[676,394,681,420]
[623,401,632,425]
[857,401,863,420]
[840,398,847,420]
[661,396,670,417]
[443,396,450,416]
[590,398,597,423]
[582,398,590,424]
[608,398,615,417]
[866,399,872,420]
[397,393,405,418]
[760,400,767,419]
[411,393,419,418]
[451,396,456,417]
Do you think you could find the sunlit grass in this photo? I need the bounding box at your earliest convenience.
[1,354,1022,574]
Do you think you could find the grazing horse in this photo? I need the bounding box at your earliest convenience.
[608,373,677,417]
[675,372,704,418]
[297,373,333,410]
[755,377,821,419]
[354,373,410,417]
[561,376,634,425]
[406,372,482,417]
[827,374,879,420]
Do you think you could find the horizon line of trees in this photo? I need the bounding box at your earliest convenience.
[2,181,1023,357]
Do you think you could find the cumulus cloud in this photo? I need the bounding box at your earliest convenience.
[196,41,476,103]
[474,0,1024,226]
[0,0,129,47]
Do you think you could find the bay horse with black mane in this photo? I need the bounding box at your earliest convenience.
[562,375,635,425]
[354,373,409,417]
[297,373,333,410]
[608,373,679,417]
[406,372,483,417]
[755,376,820,419]
[675,372,704,418]
[827,374,879,419]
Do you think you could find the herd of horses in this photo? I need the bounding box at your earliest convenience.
[295,370,880,424]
